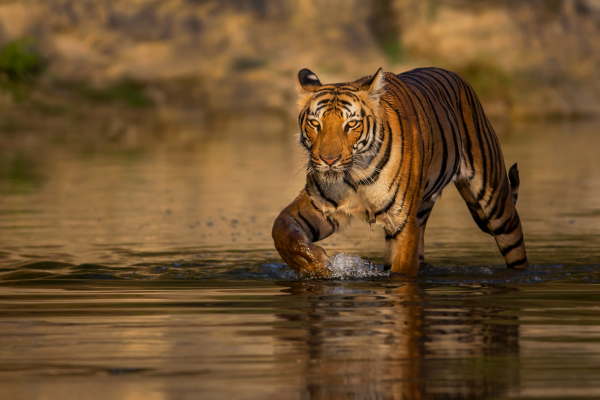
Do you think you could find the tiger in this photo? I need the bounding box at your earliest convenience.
[272,67,529,277]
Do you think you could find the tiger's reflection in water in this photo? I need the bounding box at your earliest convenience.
[274,282,520,399]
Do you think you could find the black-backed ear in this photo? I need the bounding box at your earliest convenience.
[297,68,322,92]
[359,68,384,94]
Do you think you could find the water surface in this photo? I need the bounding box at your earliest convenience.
[1,118,600,398]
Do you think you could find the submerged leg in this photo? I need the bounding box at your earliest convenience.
[384,235,397,271]
[384,198,434,275]
[384,215,420,276]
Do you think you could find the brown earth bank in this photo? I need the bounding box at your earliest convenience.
[1,0,600,127]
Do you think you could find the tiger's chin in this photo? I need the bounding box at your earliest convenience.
[318,170,345,184]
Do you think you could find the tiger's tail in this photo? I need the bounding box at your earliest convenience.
[508,163,520,205]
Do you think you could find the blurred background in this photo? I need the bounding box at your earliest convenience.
[1,0,600,271]
[2,0,600,132]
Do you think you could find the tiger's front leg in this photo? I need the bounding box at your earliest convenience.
[384,214,420,277]
[272,190,336,277]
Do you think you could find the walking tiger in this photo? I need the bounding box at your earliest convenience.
[272,67,529,277]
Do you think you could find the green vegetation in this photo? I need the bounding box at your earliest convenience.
[29,99,67,115]
[379,39,404,64]
[456,61,512,102]
[231,57,267,72]
[369,0,404,63]
[0,37,151,108]
[0,37,44,100]
[75,80,152,108]
[427,0,440,21]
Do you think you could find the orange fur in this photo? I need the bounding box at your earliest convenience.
[273,67,529,276]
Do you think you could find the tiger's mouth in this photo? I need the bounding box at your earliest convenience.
[321,170,343,180]
[310,156,356,183]
[308,160,345,181]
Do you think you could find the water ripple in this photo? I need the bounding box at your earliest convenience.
[1,253,599,285]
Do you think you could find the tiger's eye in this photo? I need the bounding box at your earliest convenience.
[310,120,320,127]
[347,120,359,128]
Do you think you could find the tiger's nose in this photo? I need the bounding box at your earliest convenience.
[320,155,341,166]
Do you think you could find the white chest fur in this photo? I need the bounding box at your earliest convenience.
[312,180,399,235]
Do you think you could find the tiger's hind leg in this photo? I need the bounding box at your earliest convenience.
[455,163,529,269]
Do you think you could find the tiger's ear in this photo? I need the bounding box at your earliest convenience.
[359,68,384,98]
[297,68,322,92]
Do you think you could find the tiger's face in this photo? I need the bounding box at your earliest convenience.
[296,68,384,183]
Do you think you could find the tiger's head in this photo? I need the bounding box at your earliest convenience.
[296,68,385,184]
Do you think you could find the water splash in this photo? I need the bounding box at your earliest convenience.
[325,253,389,279]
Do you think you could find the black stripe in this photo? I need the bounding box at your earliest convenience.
[417,70,457,110]
[457,82,475,175]
[361,115,376,152]
[439,70,472,176]
[298,212,319,241]
[343,92,361,102]
[385,103,406,190]
[417,206,433,219]
[374,181,401,217]
[402,75,451,198]
[358,120,392,185]
[299,109,311,150]
[358,116,371,149]
[492,213,520,236]
[336,86,359,92]
[500,236,524,256]
[309,175,338,209]
[315,104,328,113]
[473,90,498,206]
[463,82,489,202]
[507,256,528,268]
[344,176,357,192]
[434,69,462,106]
[380,74,426,234]
[299,108,307,128]
[477,101,498,208]
[309,199,323,214]
[313,87,336,93]
[487,181,508,220]
[326,215,339,231]
[313,91,332,99]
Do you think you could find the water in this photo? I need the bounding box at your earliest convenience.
[2,282,600,399]
[1,117,600,398]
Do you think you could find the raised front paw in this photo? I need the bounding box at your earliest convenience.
[272,216,331,277]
